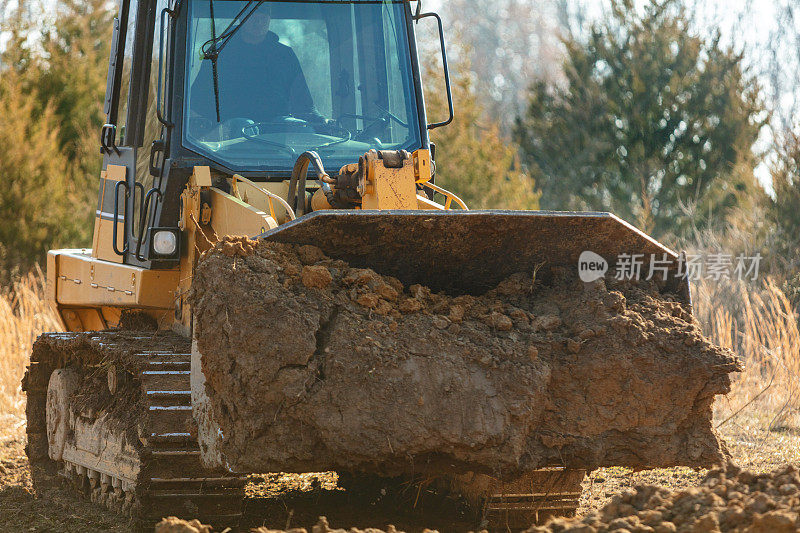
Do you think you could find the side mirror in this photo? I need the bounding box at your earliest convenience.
[415,11,454,130]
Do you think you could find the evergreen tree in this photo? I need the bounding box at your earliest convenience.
[0,0,112,272]
[0,68,75,272]
[426,57,540,210]
[768,131,800,270]
[514,0,765,238]
[38,0,114,205]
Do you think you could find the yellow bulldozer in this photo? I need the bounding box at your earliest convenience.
[22,0,737,530]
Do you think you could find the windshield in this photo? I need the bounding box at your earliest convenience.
[183,0,422,172]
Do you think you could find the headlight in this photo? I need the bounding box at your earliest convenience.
[152,230,178,256]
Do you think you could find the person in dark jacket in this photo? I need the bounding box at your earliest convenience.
[189,5,325,133]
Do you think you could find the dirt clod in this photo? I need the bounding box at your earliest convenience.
[156,516,421,533]
[354,293,379,309]
[155,517,213,533]
[449,305,465,323]
[487,312,513,331]
[302,266,333,289]
[117,310,158,331]
[528,345,539,361]
[398,298,422,314]
[190,238,741,480]
[254,515,426,533]
[297,245,328,265]
[535,315,562,331]
[432,316,450,330]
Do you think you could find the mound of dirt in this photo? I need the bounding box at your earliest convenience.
[528,464,800,533]
[189,237,740,479]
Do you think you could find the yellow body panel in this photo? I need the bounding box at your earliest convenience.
[207,188,279,236]
[48,248,180,331]
[92,165,127,264]
[49,249,180,309]
[412,149,432,183]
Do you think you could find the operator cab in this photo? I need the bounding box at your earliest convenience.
[183,0,424,173]
[97,0,452,268]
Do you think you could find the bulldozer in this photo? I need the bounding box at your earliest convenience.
[22,0,708,530]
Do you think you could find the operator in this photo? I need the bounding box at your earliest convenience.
[189,4,326,133]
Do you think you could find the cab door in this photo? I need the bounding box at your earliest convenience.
[94,0,140,264]
[94,0,167,266]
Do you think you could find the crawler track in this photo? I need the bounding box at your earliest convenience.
[447,468,584,529]
[482,467,584,527]
[23,331,245,530]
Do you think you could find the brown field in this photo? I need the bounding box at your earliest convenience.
[1,272,798,532]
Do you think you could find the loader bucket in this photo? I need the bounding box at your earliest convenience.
[192,207,737,480]
[258,210,690,304]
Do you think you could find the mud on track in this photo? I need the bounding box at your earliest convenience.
[190,237,741,479]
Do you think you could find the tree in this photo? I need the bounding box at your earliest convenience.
[762,1,800,132]
[768,131,800,268]
[514,0,766,239]
[0,68,75,272]
[425,57,540,211]
[0,0,112,272]
[37,0,113,202]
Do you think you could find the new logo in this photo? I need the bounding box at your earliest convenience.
[578,251,608,283]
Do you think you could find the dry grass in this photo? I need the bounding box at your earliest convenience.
[694,277,800,431]
[0,269,61,432]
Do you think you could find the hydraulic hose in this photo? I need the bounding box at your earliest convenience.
[287,151,335,216]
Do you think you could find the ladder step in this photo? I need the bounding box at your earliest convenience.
[146,361,190,369]
[152,450,200,456]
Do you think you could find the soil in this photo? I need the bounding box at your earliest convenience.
[158,515,433,533]
[157,462,800,533]
[240,472,477,531]
[3,421,800,532]
[189,237,741,479]
[526,463,800,532]
[0,429,129,532]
